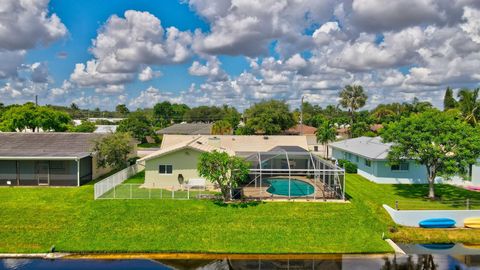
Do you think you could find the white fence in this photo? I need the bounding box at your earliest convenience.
[94,164,142,199]
[99,184,219,200]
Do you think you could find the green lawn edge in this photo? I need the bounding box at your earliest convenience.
[1,173,479,254]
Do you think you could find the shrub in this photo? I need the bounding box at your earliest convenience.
[337,159,358,173]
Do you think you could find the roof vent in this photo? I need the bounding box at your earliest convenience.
[196,141,202,145]
[263,136,269,140]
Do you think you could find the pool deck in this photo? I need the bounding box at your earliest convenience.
[242,176,337,201]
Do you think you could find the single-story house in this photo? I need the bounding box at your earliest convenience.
[329,136,480,184]
[138,135,309,188]
[156,123,213,135]
[0,133,113,186]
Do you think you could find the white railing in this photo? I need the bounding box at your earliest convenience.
[94,164,142,199]
[99,184,219,200]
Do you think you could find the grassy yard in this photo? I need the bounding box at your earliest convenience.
[0,174,479,254]
[105,171,219,199]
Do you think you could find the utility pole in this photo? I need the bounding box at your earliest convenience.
[300,96,304,135]
[35,95,38,106]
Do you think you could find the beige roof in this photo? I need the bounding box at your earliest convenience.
[139,136,234,162]
[162,135,309,152]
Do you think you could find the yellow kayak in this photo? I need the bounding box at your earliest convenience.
[463,243,480,249]
[464,217,480,229]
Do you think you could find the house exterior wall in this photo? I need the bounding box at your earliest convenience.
[332,148,428,184]
[91,155,113,180]
[144,148,203,188]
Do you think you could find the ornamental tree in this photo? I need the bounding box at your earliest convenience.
[92,132,134,170]
[381,109,480,199]
[197,151,250,201]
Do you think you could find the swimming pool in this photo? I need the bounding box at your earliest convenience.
[266,178,315,196]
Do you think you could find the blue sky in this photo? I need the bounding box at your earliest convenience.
[1,0,480,111]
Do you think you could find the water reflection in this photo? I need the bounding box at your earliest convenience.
[1,254,480,270]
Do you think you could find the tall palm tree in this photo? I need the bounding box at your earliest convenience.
[457,88,479,126]
[315,121,337,159]
[339,85,368,126]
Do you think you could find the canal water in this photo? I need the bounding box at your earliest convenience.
[1,253,480,270]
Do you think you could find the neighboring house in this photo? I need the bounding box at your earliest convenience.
[156,123,213,135]
[330,136,480,184]
[94,125,118,133]
[0,133,114,186]
[330,136,428,184]
[284,124,324,155]
[138,135,309,188]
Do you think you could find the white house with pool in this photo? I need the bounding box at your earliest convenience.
[139,135,345,201]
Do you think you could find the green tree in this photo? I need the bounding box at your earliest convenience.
[115,104,130,116]
[183,105,224,123]
[212,120,233,135]
[381,109,480,199]
[234,126,255,135]
[197,151,250,201]
[153,101,174,127]
[221,105,241,130]
[0,103,71,132]
[244,100,295,135]
[443,87,457,111]
[92,132,134,170]
[339,85,368,125]
[351,121,370,138]
[315,121,336,158]
[117,111,154,143]
[69,120,97,132]
[457,88,479,126]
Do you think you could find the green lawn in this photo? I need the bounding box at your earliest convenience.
[0,174,479,254]
[123,171,146,184]
[106,171,219,199]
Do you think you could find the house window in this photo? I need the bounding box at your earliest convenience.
[355,156,359,163]
[365,159,371,167]
[391,162,409,171]
[314,146,318,152]
[159,165,173,174]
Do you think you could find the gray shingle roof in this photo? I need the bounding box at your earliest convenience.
[329,136,392,160]
[0,133,106,158]
[156,123,213,135]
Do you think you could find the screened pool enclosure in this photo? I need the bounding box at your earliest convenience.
[237,147,345,201]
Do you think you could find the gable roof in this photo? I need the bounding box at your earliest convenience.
[284,124,317,135]
[0,132,106,159]
[156,123,213,135]
[138,136,234,162]
[329,136,392,160]
[141,135,310,162]
[161,135,309,153]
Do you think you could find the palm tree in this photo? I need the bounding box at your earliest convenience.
[315,121,337,159]
[339,85,368,126]
[457,88,479,126]
[212,120,232,135]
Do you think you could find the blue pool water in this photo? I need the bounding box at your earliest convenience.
[266,178,315,196]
